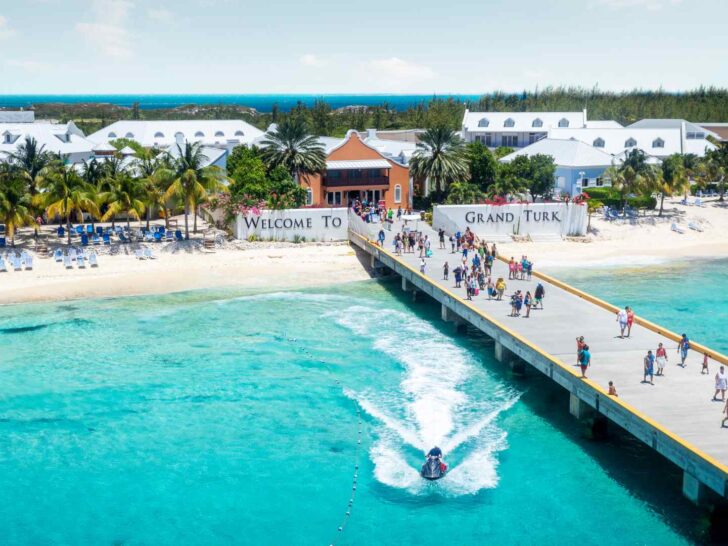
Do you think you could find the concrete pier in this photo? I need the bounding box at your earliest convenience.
[350,226,728,504]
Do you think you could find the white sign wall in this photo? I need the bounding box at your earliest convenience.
[433,203,587,238]
[234,208,348,241]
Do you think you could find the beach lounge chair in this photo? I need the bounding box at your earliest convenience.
[175,230,183,241]
[166,231,174,242]
[96,226,104,236]
[63,254,72,269]
[144,247,155,259]
[57,226,65,238]
[119,232,130,244]
[154,232,162,242]
[77,254,86,268]
[12,254,22,271]
[695,198,705,207]
[86,225,93,234]
[145,231,154,242]
[53,248,63,262]
[135,248,146,260]
[88,252,99,267]
[92,234,101,245]
[68,248,77,261]
[22,252,33,270]
[0,256,5,272]
[671,223,686,234]
[0,237,5,248]
[688,221,704,232]
[75,225,84,236]
[81,233,89,246]
[103,233,111,245]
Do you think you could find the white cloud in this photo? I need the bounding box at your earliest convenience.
[300,54,326,67]
[361,57,435,91]
[147,8,174,23]
[0,15,17,40]
[6,59,51,72]
[75,0,134,59]
[593,0,682,10]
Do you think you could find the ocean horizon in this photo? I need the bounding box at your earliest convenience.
[0,94,483,112]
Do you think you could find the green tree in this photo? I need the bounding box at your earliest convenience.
[700,147,728,200]
[8,136,52,197]
[466,141,498,193]
[445,182,485,204]
[259,118,326,186]
[655,154,689,215]
[493,146,515,159]
[410,126,468,194]
[36,164,100,245]
[98,175,147,230]
[525,154,557,201]
[165,142,227,239]
[612,149,653,209]
[491,156,529,198]
[0,165,36,246]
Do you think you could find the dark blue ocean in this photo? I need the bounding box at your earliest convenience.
[0,94,481,112]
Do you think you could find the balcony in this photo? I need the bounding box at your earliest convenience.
[324,175,390,188]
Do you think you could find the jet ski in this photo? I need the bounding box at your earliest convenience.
[421,447,447,480]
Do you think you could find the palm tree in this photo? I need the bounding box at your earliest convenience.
[610,149,653,211]
[9,136,52,196]
[137,160,175,230]
[165,142,227,239]
[35,164,100,245]
[410,126,469,194]
[444,182,484,204]
[99,174,147,230]
[0,164,36,246]
[654,155,689,216]
[699,148,728,201]
[259,118,326,185]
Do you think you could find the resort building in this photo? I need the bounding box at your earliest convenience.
[627,119,720,155]
[362,129,419,165]
[461,110,595,148]
[0,110,35,123]
[0,121,95,164]
[88,120,264,150]
[499,138,617,197]
[296,130,411,209]
[697,122,728,143]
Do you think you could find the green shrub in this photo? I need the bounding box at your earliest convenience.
[247,234,260,242]
[423,212,433,225]
[626,195,656,209]
[292,235,306,244]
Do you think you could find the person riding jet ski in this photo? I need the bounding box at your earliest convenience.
[421,446,447,480]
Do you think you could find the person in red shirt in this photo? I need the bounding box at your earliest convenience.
[626,307,635,337]
[655,342,668,376]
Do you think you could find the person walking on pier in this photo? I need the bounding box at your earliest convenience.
[576,336,586,367]
[702,353,710,375]
[443,262,449,281]
[419,258,426,275]
[378,229,385,247]
[449,235,456,253]
[524,291,532,318]
[643,350,655,385]
[534,283,545,310]
[722,398,728,428]
[608,381,618,397]
[578,344,591,378]
[495,278,506,301]
[678,334,690,367]
[438,228,445,249]
[655,343,668,376]
[454,265,462,288]
[714,366,727,402]
[617,307,629,338]
[626,307,635,337]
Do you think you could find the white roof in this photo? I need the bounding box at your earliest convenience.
[585,120,623,129]
[629,118,719,138]
[0,111,34,123]
[363,137,417,162]
[163,143,227,168]
[462,111,586,132]
[88,120,264,148]
[548,127,690,157]
[92,142,117,152]
[326,159,391,170]
[0,121,95,160]
[612,149,663,166]
[119,146,137,156]
[500,138,616,168]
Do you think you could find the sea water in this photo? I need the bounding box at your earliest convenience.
[0,279,710,545]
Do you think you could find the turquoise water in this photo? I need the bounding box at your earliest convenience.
[0,280,709,545]
[556,259,728,354]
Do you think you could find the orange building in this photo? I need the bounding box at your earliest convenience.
[302,130,411,209]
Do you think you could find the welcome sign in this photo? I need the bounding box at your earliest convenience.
[234,208,348,241]
[433,203,587,238]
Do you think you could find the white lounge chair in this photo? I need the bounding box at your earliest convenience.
[68,248,77,262]
[63,255,73,269]
[88,252,99,267]
[77,255,86,268]
[144,247,155,259]
[0,257,6,272]
[695,198,704,207]
[688,222,704,232]
[53,248,63,262]
[12,254,22,271]
[671,223,686,234]
[22,252,33,270]
[135,248,146,260]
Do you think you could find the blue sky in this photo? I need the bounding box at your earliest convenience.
[1,0,726,94]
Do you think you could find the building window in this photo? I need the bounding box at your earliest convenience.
[652,138,664,148]
[305,188,313,206]
[593,138,605,148]
[532,118,543,128]
[235,130,245,137]
[394,184,402,203]
[485,133,492,146]
[215,131,225,137]
[596,177,604,187]
[108,132,117,138]
[558,118,569,128]
[478,118,489,128]
[194,131,205,138]
[327,191,342,206]
[174,132,184,141]
[502,135,518,147]
[154,132,164,138]
[625,138,637,148]
[125,132,134,139]
[503,118,515,128]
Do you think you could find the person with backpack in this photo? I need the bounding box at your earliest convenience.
[678,334,690,367]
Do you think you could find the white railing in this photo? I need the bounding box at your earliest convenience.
[347,210,377,241]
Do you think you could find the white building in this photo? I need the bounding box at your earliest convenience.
[88,120,264,150]
[0,121,95,164]
[461,110,590,148]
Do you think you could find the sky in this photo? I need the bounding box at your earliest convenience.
[1,0,727,94]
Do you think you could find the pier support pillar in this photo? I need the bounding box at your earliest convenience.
[441,303,451,322]
[401,277,409,292]
[441,304,467,333]
[569,394,594,420]
[494,341,512,365]
[370,253,377,269]
[682,472,706,505]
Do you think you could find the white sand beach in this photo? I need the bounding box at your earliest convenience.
[499,196,728,269]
